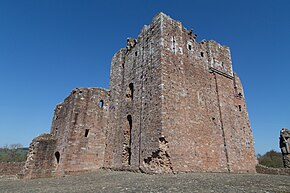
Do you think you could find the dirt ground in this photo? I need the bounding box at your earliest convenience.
[0,170,289,193]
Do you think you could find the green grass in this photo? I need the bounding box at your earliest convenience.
[0,148,28,162]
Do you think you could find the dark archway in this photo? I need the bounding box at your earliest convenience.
[122,115,133,166]
[127,115,132,165]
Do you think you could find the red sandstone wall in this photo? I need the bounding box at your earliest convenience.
[0,162,25,176]
[20,134,56,179]
[158,13,256,173]
[107,12,257,173]
[51,88,109,176]
[160,15,228,173]
[22,88,109,179]
[22,13,257,178]
[106,13,164,172]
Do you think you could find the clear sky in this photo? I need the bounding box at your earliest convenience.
[0,0,289,155]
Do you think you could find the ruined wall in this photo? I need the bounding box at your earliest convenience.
[158,13,256,173]
[107,12,256,173]
[0,162,25,176]
[256,164,290,176]
[159,13,256,173]
[105,13,165,172]
[19,134,56,179]
[51,88,110,176]
[21,88,109,179]
[22,12,257,178]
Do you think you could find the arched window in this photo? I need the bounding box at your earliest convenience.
[55,151,60,164]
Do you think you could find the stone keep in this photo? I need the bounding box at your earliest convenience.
[20,13,257,179]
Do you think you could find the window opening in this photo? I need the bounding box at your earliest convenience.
[122,115,132,166]
[55,151,60,164]
[172,36,176,53]
[99,100,104,108]
[128,83,134,100]
[85,129,90,137]
[127,115,132,165]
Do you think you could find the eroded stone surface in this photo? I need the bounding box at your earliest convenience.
[21,12,257,179]
[0,162,24,176]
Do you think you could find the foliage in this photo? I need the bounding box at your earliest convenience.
[0,144,28,162]
[257,150,284,168]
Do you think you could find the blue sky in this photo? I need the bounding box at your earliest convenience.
[0,0,289,155]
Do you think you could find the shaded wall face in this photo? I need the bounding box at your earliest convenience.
[51,88,109,175]
[21,134,56,179]
[106,14,164,171]
[159,15,256,173]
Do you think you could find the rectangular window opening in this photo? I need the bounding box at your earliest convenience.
[85,129,90,137]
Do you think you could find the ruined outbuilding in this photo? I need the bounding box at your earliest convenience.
[20,13,257,179]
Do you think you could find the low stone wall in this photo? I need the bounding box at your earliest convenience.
[256,164,290,176]
[0,162,25,176]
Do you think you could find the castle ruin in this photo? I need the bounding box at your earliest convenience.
[20,13,257,179]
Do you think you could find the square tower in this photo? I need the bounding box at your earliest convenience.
[106,12,257,173]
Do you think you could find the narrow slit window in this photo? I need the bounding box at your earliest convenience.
[99,100,104,108]
[127,115,132,165]
[201,52,204,57]
[85,129,90,137]
[129,83,134,100]
[238,105,242,112]
[172,36,176,53]
[55,151,60,164]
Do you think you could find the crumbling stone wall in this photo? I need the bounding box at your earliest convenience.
[23,12,257,178]
[256,164,290,176]
[107,12,256,173]
[0,162,25,176]
[21,88,109,179]
[105,14,165,172]
[51,88,110,176]
[19,134,56,179]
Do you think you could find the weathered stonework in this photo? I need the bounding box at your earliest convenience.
[22,13,257,179]
[0,162,25,176]
[19,134,56,179]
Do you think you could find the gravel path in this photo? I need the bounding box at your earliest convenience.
[0,170,289,193]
